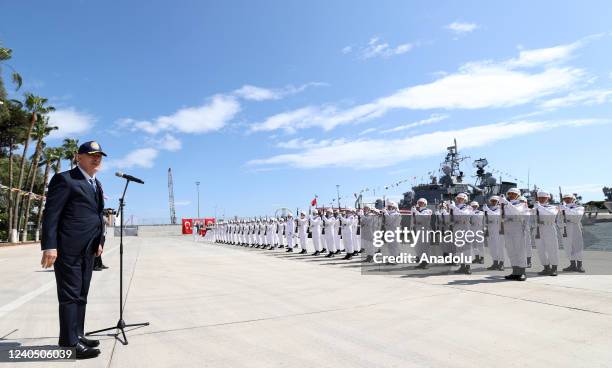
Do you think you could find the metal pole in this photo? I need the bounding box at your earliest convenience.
[196,181,201,218]
[336,184,341,209]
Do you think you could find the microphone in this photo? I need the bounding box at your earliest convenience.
[115,172,144,184]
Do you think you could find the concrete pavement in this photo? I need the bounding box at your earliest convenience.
[1,235,612,367]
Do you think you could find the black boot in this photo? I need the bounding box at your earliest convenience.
[363,255,374,263]
[352,251,359,256]
[538,265,551,275]
[497,261,505,271]
[517,267,527,281]
[487,260,499,270]
[550,265,558,276]
[342,253,353,260]
[286,247,293,252]
[505,266,518,280]
[563,260,577,272]
[335,249,341,255]
[576,261,585,273]
[299,249,307,254]
[526,257,532,268]
[454,264,466,274]
[325,251,335,258]
[321,248,327,253]
[312,250,320,256]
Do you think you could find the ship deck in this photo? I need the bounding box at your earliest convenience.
[1,235,612,367]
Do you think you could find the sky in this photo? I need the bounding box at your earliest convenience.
[2,0,612,222]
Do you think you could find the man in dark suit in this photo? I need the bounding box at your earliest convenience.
[41,141,107,359]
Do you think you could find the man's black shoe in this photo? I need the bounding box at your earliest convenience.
[63,342,100,360]
[325,251,335,258]
[299,249,307,254]
[286,248,293,252]
[363,255,374,263]
[352,251,359,256]
[100,264,109,269]
[335,249,341,254]
[342,254,353,260]
[93,266,102,272]
[79,336,100,348]
[321,248,327,253]
[312,251,320,256]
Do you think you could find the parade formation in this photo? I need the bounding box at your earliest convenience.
[205,189,585,282]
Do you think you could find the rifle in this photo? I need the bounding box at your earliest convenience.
[499,203,505,235]
[483,207,490,238]
[535,207,541,239]
[559,186,568,238]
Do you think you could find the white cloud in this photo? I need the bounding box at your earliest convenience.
[360,37,414,59]
[248,119,607,169]
[234,82,325,101]
[539,89,612,109]
[252,38,591,133]
[380,114,449,134]
[359,128,378,136]
[123,94,240,135]
[105,148,159,170]
[47,108,96,139]
[146,134,182,151]
[276,138,342,149]
[341,46,353,54]
[445,22,478,35]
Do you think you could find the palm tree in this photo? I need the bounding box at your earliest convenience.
[20,116,57,241]
[0,99,28,242]
[62,138,79,169]
[0,43,23,91]
[34,146,61,241]
[11,93,54,242]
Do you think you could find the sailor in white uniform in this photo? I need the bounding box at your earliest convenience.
[412,198,433,269]
[382,201,402,262]
[560,194,586,272]
[309,211,323,256]
[339,209,355,260]
[470,201,486,265]
[483,196,506,271]
[498,188,528,281]
[296,211,309,254]
[449,193,473,274]
[323,209,338,257]
[532,191,560,276]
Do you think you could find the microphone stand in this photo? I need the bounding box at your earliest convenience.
[86,179,149,345]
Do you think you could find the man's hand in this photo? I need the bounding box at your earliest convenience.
[96,245,103,257]
[41,250,57,268]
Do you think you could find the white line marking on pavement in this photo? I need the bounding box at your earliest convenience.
[0,246,119,319]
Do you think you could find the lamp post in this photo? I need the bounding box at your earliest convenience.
[195,181,201,219]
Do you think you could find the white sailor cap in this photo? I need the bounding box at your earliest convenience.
[287,212,293,217]
[537,190,551,198]
[417,198,428,205]
[507,188,521,195]
[470,201,479,207]
[489,195,500,202]
[562,193,576,200]
[456,193,468,200]
[387,201,398,208]
[299,211,306,215]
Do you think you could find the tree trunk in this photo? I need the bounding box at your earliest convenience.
[11,112,36,239]
[20,139,43,241]
[7,138,14,242]
[35,161,52,243]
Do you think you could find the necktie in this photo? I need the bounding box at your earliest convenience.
[89,178,97,192]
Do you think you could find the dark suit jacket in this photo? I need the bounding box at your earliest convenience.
[42,167,105,254]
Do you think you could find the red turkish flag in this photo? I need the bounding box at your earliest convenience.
[311,197,317,206]
[182,218,193,234]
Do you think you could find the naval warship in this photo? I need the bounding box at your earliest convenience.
[399,140,523,208]
[603,187,612,213]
